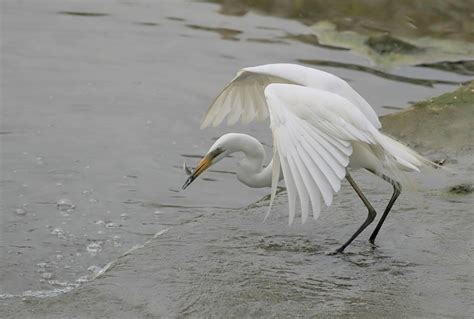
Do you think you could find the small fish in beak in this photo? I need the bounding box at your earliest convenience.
[182,155,212,190]
[183,161,193,176]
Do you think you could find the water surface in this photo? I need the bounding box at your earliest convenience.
[1,0,473,317]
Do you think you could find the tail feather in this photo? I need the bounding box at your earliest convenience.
[372,133,448,190]
[376,133,440,172]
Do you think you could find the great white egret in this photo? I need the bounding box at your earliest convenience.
[182,64,435,253]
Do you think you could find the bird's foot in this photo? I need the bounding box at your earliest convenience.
[369,242,379,252]
[325,248,345,256]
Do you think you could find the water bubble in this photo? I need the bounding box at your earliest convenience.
[41,272,53,279]
[86,242,102,256]
[105,222,119,228]
[113,235,122,247]
[51,227,65,238]
[82,189,93,196]
[87,265,102,274]
[95,220,105,225]
[49,280,68,287]
[88,198,98,203]
[56,254,63,260]
[14,208,27,216]
[37,262,49,268]
[120,213,130,220]
[56,199,75,211]
[76,275,89,284]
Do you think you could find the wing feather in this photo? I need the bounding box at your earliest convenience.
[287,154,310,224]
[211,88,232,127]
[296,140,334,206]
[201,72,292,129]
[299,124,349,179]
[264,143,281,222]
[298,122,345,188]
[285,122,335,205]
[265,83,380,224]
[201,64,381,129]
[278,143,297,225]
[225,90,240,125]
[201,64,384,224]
[293,148,323,220]
[241,91,255,124]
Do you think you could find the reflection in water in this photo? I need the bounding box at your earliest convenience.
[207,0,474,43]
[311,21,474,68]
[248,31,351,51]
[166,16,186,22]
[418,60,474,76]
[57,11,108,17]
[186,24,242,41]
[282,33,349,51]
[136,22,160,26]
[207,0,474,67]
[247,38,287,44]
[298,59,466,87]
[365,34,424,55]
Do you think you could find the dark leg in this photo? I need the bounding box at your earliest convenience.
[334,171,377,253]
[368,173,401,244]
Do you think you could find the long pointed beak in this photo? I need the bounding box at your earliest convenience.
[182,155,212,190]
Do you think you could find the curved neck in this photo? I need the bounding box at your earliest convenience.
[227,134,274,188]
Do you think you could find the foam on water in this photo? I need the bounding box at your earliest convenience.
[0,229,171,301]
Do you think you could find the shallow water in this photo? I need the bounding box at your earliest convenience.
[1,0,473,318]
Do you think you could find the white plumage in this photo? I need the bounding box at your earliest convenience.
[201,63,381,129]
[183,63,435,253]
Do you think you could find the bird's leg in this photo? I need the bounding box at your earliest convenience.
[367,171,401,244]
[333,171,377,253]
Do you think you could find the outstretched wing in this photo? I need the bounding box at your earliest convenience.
[200,71,294,128]
[264,84,379,224]
[201,63,381,129]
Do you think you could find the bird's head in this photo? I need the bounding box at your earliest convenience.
[181,135,231,190]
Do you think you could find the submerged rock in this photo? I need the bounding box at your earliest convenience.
[365,34,424,55]
[448,184,474,195]
[418,60,474,76]
[210,0,474,67]
[380,82,474,154]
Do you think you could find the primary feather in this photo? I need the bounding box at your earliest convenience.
[265,84,376,220]
[201,63,381,130]
[200,64,433,224]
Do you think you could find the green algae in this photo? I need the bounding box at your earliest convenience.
[380,82,474,153]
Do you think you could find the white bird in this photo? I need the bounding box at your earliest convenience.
[182,63,435,253]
